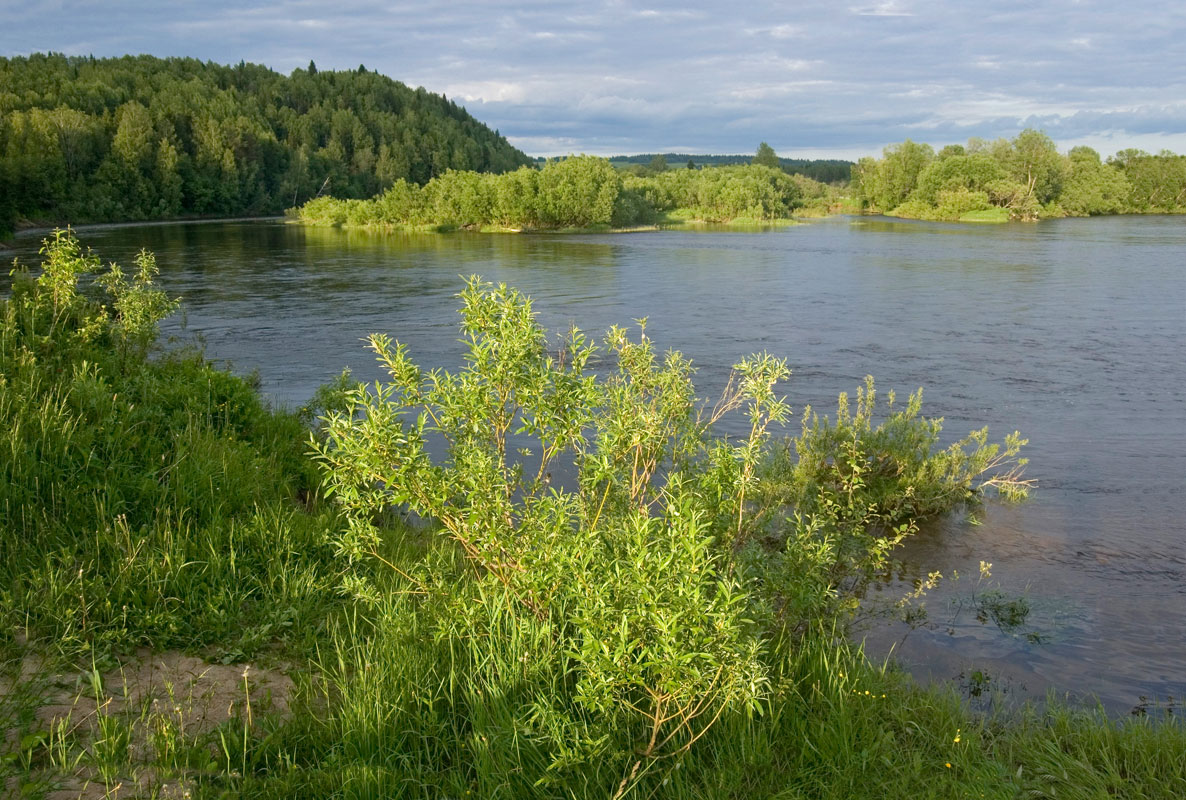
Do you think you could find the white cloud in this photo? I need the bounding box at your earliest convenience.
[730,80,838,101]
[443,81,532,104]
[851,1,914,17]
[746,23,802,39]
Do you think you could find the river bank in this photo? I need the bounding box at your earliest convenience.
[287,207,805,234]
[4,229,1184,798]
[14,215,1178,716]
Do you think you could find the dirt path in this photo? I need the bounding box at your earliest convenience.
[3,645,295,799]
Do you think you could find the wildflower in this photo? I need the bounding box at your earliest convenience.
[945,762,952,768]
[954,728,961,743]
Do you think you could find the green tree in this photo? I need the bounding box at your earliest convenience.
[535,155,623,228]
[154,137,184,217]
[912,153,1005,205]
[1119,152,1186,211]
[1005,129,1067,206]
[878,139,934,211]
[0,53,531,224]
[47,107,103,187]
[0,160,15,238]
[490,166,540,228]
[753,141,780,169]
[1060,147,1131,216]
[422,168,491,227]
[111,101,155,172]
[850,156,884,210]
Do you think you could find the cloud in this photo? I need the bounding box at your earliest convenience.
[746,24,803,39]
[2,0,1184,158]
[851,1,915,17]
[442,81,530,104]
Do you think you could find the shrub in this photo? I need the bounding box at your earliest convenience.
[933,188,992,220]
[314,278,1029,791]
[316,280,781,784]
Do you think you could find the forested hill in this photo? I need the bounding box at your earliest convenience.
[0,53,531,236]
[604,154,853,183]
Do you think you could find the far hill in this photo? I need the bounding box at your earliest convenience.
[0,53,531,235]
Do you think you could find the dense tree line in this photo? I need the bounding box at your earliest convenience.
[296,156,809,229]
[0,53,531,236]
[852,130,1186,221]
[605,152,853,183]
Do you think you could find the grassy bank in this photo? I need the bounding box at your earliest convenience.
[3,233,1183,799]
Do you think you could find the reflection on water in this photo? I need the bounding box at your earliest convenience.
[8,215,1185,713]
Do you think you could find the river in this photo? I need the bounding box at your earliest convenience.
[8,215,1184,713]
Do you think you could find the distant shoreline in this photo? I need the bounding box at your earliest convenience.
[289,214,806,235]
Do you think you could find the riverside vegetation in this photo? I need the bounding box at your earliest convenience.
[293,154,843,232]
[852,129,1186,222]
[295,129,1186,232]
[2,232,1185,798]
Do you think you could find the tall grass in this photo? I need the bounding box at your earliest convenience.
[0,231,339,661]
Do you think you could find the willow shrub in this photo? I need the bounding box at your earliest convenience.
[746,377,1030,629]
[314,278,1029,791]
[315,280,781,787]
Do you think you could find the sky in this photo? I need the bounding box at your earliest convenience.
[3,1,1185,160]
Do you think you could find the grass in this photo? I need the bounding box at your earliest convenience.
[653,208,800,229]
[79,622,1175,800]
[881,205,1013,224]
[959,208,1011,223]
[3,233,1184,799]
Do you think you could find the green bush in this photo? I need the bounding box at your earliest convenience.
[312,278,1029,792]
[315,280,779,782]
[933,188,992,219]
[294,158,813,230]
